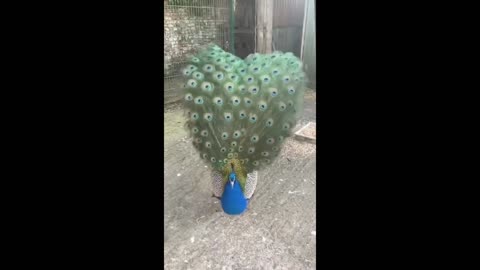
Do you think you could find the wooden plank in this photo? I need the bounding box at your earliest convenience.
[294,122,316,144]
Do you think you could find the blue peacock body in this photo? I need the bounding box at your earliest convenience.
[182,44,307,215]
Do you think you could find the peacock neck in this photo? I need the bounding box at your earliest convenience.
[221,177,248,215]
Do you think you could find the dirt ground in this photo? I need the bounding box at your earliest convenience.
[164,89,316,270]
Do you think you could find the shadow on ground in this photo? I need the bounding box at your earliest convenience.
[164,89,316,270]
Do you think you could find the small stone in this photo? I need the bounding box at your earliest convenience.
[311,231,316,236]
[177,173,181,176]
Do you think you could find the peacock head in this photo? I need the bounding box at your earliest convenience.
[228,163,237,188]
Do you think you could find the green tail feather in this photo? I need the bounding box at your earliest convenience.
[183,44,307,174]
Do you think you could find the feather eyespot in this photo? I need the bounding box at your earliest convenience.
[261,75,271,83]
[194,96,204,104]
[213,71,224,81]
[192,127,199,134]
[279,102,287,111]
[269,88,278,97]
[248,64,261,75]
[245,77,254,84]
[239,110,247,119]
[288,87,296,95]
[231,141,237,147]
[249,114,257,123]
[205,141,212,148]
[249,86,259,95]
[191,113,199,120]
[231,96,241,106]
[261,151,269,157]
[282,123,290,130]
[203,64,215,72]
[238,146,244,152]
[227,153,233,159]
[204,113,213,121]
[233,131,241,138]
[266,118,274,127]
[250,135,259,143]
[201,82,213,92]
[258,102,267,111]
[210,157,216,162]
[221,132,229,140]
[192,71,204,80]
[253,161,259,166]
[213,97,223,106]
[224,112,233,121]
[224,82,234,93]
[220,147,227,153]
[266,138,275,144]
[185,93,193,101]
[248,147,255,154]
[187,79,197,88]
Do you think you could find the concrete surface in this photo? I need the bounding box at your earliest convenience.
[164,90,316,270]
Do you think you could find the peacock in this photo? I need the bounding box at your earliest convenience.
[182,44,307,215]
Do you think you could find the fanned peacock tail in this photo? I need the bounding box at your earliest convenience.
[182,44,307,193]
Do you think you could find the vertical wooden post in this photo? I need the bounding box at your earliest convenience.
[229,0,235,54]
[265,0,273,53]
[255,0,273,53]
[300,0,309,60]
